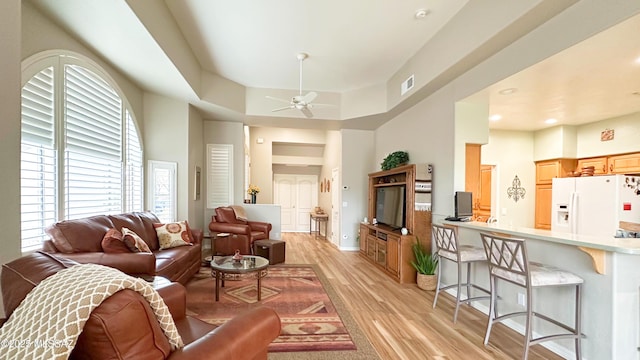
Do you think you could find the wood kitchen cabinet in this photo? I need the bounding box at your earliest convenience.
[534,159,576,229]
[607,153,640,174]
[535,159,577,184]
[535,184,553,229]
[577,157,608,175]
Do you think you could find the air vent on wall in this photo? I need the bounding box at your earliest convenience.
[401,74,414,96]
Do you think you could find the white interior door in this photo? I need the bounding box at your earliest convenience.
[274,175,295,231]
[274,174,317,232]
[331,168,340,245]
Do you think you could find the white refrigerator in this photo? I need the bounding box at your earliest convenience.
[551,174,640,237]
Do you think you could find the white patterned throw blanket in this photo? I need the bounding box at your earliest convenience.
[0,264,183,360]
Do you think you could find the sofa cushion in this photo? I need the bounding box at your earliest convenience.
[45,215,114,253]
[109,213,156,250]
[154,246,201,276]
[70,289,171,360]
[101,228,131,254]
[122,228,152,253]
[135,212,163,250]
[1,252,78,320]
[154,221,193,250]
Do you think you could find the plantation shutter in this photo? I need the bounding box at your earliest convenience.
[125,110,143,212]
[207,144,234,208]
[20,67,57,251]
[64,64,122,219]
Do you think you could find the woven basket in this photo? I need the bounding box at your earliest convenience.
[417,273,437,291]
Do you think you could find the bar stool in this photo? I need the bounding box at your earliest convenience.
[432,224,490,323]
[480,232,584,360]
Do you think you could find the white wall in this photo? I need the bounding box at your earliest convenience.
[576,112,640,157]
[376,86,457,220]
[482,130,536,227]
[188,106,205,230]
[340,129,374,249]
[319,130,340,242]
[143,94,190,220]
[0,0,22,317]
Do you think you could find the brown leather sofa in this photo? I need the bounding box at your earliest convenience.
[43,212,201,284]
[0,252,281,360]
[209,207,272,255]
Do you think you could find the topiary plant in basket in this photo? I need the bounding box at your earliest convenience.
[381,151,409,171]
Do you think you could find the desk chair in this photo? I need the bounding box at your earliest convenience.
[432,224,490,323]
[480,232,584,360]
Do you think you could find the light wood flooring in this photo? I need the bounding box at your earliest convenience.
[282,232,563,360]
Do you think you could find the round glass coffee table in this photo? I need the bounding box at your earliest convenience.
[210,255,269,301]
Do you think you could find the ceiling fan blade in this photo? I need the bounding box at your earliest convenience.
[272,105,293,112]
[308,102,335,108]
[301,107,314,118]
[302,91,317,104]
[266,95,291,104]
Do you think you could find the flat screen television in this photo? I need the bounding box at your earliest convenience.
[454,191,473,218]
[375,186,406,229]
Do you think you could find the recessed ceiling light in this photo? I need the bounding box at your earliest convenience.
[415,9,429,19]
[489,114,502,121]
[545,118,558,124]
[498,88,517,95]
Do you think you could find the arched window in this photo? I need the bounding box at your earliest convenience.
[20,53,143,252]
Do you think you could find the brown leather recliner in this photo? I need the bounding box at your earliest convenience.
[0,252,281,360]
[209,207,272,255]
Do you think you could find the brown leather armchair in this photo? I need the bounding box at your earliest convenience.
[1,252,281,360]
[209,207,272,255]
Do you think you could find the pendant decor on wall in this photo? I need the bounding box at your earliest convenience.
[507,175,526,203]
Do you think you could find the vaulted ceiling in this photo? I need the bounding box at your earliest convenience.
[28,0,640,131]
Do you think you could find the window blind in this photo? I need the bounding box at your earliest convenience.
[64,64,122,219]
[207,144,234,208]
[125,110,143,212]
[20,67,57,251]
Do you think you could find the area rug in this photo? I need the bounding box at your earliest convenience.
[185,264,380,359]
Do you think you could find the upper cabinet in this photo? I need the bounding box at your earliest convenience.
[576,157,608,175]
[608,153,640,174]
[535,159,577,184]
[577,153,640,175]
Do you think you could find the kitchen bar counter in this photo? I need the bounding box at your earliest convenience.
[439,220,640,360]
[444,220,640,254]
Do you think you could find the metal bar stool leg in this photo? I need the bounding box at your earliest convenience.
[432,255,443,308]
[575,284,582,360]
[453,260,463,323]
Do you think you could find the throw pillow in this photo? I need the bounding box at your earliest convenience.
[101,228,131,254]
[121,227,152,253]
[153,221,193,250]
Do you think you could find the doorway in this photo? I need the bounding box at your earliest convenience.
[274,174,317,232]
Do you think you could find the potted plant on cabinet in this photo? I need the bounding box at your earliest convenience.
[380,151,409,171]
[411,239,438,291]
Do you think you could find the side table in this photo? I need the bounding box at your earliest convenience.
[309,213,329,239]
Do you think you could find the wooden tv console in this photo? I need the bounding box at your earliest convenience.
[359,164,432,284]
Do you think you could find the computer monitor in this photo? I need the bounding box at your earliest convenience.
[454,191,473,218]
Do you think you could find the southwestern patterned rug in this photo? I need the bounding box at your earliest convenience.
[185,264,380,359]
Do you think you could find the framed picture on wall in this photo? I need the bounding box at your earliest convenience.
[194,166,201,200]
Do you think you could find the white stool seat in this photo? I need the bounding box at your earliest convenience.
[438,245,486,262]
[492,261,584,287]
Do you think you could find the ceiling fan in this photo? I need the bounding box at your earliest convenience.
[267,52,325,118]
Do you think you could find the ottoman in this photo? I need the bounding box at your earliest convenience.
[253,239,286,265]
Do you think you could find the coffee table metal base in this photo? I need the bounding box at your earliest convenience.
[211,268,269,301]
